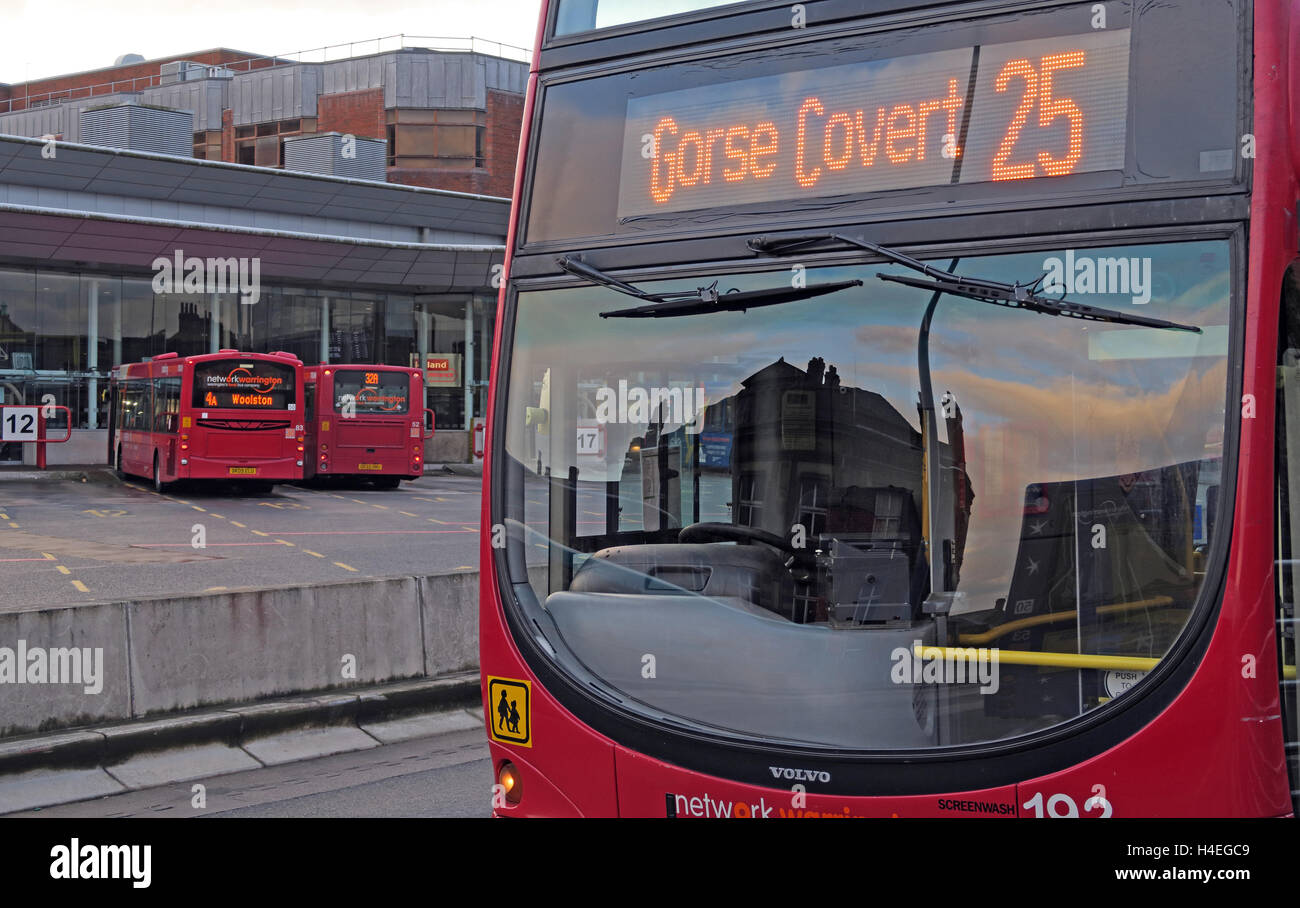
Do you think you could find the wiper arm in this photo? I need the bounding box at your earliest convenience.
[557,254,862,319]
[748,233,1202,334]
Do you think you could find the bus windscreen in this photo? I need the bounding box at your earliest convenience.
[193,360,296,409]
[333,371,411,414]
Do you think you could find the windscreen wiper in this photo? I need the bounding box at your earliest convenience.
[747,233,1202,334]
[557,254,863,318]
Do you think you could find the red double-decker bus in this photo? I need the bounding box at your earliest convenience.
[481,0,1299,817]
[108,349,304,492]
[301,364,433,488]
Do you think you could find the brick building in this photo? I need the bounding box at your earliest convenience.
[0,38,526,196]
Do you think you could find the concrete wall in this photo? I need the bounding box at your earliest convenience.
[0,566,526,738]
[22,430,106,466]
[427,429,471,463]
[18,428,474,466]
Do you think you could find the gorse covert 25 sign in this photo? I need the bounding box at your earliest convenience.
[618,29,1129,217]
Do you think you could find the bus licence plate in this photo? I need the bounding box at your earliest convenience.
[358,464,383,471]
[229,467,257,475]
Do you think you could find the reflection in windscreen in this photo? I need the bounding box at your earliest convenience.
[501,240,1230,749]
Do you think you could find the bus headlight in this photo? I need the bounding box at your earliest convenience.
[497,762,522,805]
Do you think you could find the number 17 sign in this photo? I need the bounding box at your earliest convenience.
[0,406,39,442]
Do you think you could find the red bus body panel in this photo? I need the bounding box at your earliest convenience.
[302,365,427,480]
[480,1,1300,817]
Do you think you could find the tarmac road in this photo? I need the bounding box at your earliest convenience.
[0,471,484,611]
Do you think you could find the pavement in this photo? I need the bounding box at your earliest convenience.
[0,467,485,610]
[0,673,483,815]
[8,721,490,818]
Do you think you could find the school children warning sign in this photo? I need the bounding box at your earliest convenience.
[487,676,531,747]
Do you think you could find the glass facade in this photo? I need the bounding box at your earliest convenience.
[0,265,494,459]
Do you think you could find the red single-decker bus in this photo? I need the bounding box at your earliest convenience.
[108,349,305,491]
[302,364,433,488]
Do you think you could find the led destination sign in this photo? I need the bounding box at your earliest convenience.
[193,362,295,410]
[618,29,1130,217]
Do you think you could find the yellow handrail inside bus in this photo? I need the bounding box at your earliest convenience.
[914,645,1160,672]
[957,596,1176,645]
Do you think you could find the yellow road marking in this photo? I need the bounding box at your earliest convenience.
[428,518,450,525]
[350,499,366,504]
[211,514,225,519]
[251,530,269,537]
[70,580,89,592]
[0,513,7,519]
[435,497,449,502]
[399,511,418,517]
[275,539,295,547]
[42,553,55,561]
[333,561,358,572]
[56,565,71,575]
[303,549,324,558]
[455,565,473,571]
[191,505,206,512]
[205,586,228,592]
[230,521,246,528]
[372,504,389,510]
[7,522,18,528]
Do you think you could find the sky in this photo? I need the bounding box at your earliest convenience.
[0,0,544,84]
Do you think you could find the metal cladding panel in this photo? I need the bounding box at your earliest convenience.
[481,56,527,94]
[323,56,387,95]
[79,105,193,157]
[0,106,65,140]
[384,57,398,108]
[141,80,228,132]
[232,65,321,125]
[392,54,487,109]
[445,58,463,107]
[283,133,386,182]
[336,139,386,182]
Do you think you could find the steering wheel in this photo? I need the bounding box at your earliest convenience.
[678,522,795,553]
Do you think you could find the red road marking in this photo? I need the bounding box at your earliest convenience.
[271,529,477,536]
[131,542,292,548]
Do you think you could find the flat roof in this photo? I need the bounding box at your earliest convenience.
[0,134,511,236]
[3,48,273,88]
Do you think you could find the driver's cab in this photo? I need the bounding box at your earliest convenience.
[562,355,944,627]
[537,355,969,747]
